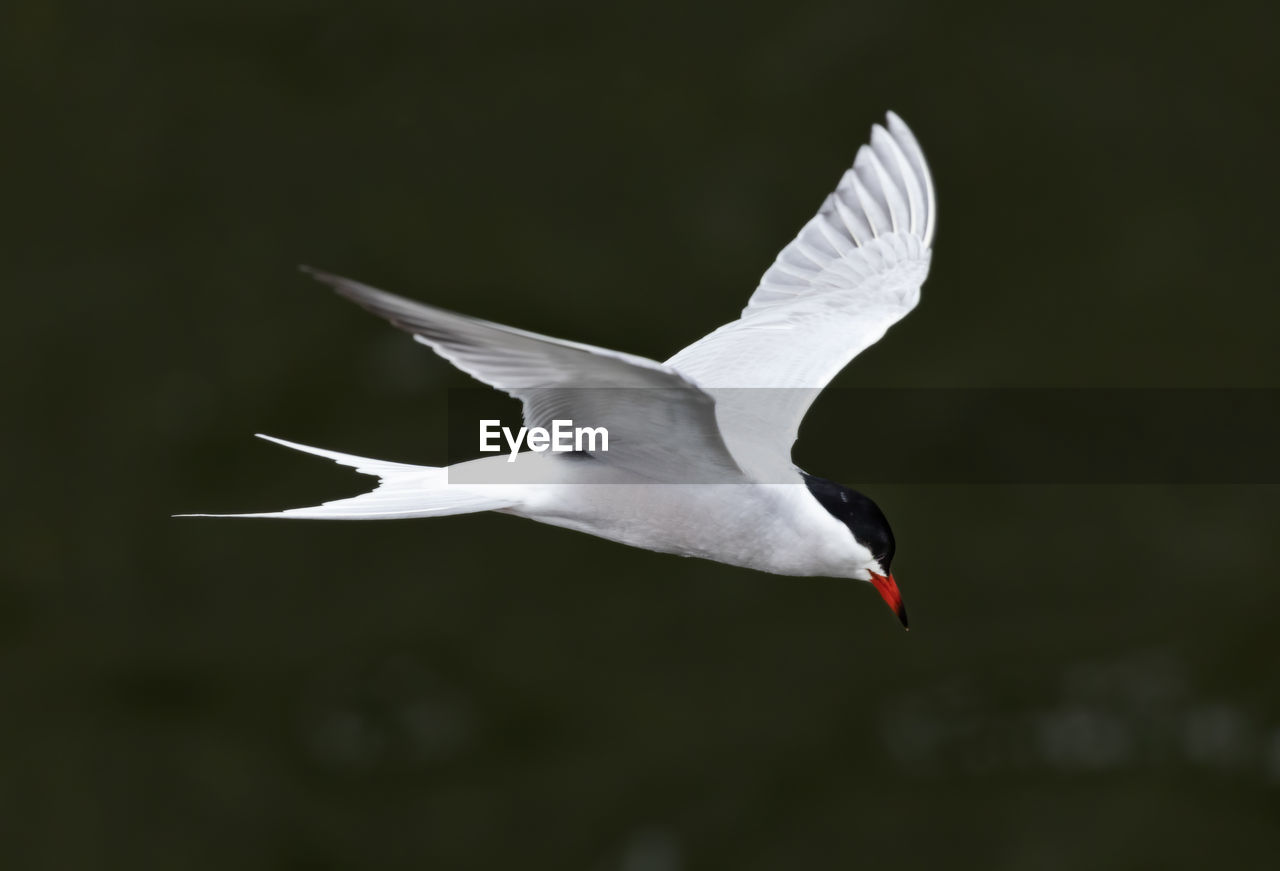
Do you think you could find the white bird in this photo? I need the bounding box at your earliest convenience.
[185,112,935,628]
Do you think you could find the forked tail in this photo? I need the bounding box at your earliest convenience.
[177,435,518,520]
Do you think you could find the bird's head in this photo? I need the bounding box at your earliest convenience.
[802,474,908,629]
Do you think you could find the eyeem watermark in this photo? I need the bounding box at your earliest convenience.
[479,419,609,461]
[447,388,1280,483]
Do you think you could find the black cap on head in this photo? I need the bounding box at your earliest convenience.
[802,473,895,572]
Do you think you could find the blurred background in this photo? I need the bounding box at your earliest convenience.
[4,0,1279,868]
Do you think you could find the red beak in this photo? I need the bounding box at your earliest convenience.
[869,572,909,630]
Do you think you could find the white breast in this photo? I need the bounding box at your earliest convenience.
[476,452,877,579]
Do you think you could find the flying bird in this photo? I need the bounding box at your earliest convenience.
[185,112,936,628]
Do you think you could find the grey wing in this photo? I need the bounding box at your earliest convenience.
[305,269,744,483]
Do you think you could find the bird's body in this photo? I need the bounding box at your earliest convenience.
[185,112,936,626]
[486,455,867,579]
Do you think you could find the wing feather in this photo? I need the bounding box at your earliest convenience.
[304,269,744,483]
[665,112,935,477]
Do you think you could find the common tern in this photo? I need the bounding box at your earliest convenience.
[185,112,935,628]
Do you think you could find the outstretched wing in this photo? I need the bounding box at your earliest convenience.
[665,112,935,477]
[305,269,744,483]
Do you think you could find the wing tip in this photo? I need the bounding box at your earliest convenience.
[298,263,333,283]
[298,264,339,291]
[878,111,936,249]
[298,265,378,308]
[830,112,935,250]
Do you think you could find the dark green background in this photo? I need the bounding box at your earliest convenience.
[5,1,1279,868]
